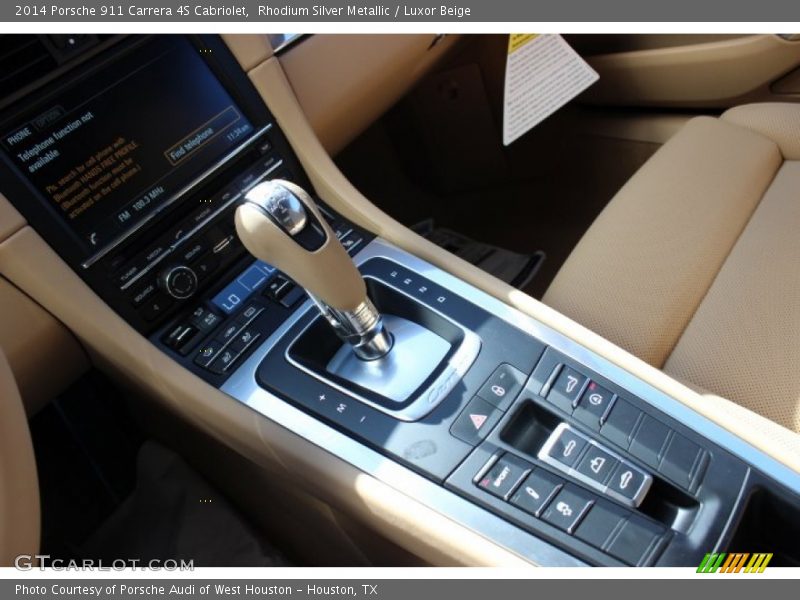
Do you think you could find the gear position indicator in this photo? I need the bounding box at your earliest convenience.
[538,422,653,507]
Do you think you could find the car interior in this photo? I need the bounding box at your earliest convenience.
[1,33,800,568]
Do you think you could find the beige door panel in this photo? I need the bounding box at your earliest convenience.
[0,348,40,566]
[278,34,460,155]
[581,34,800,107]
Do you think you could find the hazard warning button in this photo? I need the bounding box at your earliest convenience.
[450,396,504,446]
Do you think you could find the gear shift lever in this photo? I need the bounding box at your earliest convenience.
[234,179,393,360]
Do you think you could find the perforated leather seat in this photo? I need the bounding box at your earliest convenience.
[544,103,800,433]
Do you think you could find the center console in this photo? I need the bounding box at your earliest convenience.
[2,34,800,567]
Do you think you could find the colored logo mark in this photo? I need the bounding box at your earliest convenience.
[696,552,773,573]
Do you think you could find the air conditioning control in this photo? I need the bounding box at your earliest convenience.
[159,265,198,300]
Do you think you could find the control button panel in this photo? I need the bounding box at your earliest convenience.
[528,350,708,494]
[193,301,264,375]
[450,364,531,446]
[466,450,668,565]
[539,423,653,507]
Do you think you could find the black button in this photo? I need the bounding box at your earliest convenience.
[279,285,305,308]
[659,434,702,489]
[606,514,665,566]
[629,416,670,468]
[476,454,533,500]
[541,484,595,533]
[607,462,648,502]
[180,241,207,263]
[162,323,199,353]
[478,364,527,411]
[208,347,240,375]
[600,398,641,449]
[116,261,143,287]
[264,276,290,300]
[341,231,364,254]
[331,221,352,240]
[140,295,173,321]
[548,366,587,413]
[450,397,504,446]
[215,321,241,345]
[193,253,219,281]
[575,445,619,485]
[190,307,222,332]
[193,338,225,368]
[130,280,158,307]
[235,302,263,326]
[229,327,260,354]
[510,468,564,517]
[548,427,588,468]
[574,381,615,429]
[574,499,629,550]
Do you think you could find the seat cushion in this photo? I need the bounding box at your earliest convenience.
[543,116,781,368]
[664,161,800,432]
[544,102,800,433]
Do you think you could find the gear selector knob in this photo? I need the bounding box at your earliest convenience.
[235,179,393,360]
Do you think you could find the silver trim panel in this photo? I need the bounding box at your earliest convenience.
[284,274,481,422]
[222,238,800,566]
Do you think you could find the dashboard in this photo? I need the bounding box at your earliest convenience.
[1,34,800,568]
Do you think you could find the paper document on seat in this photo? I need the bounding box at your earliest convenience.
[503,35,599,145]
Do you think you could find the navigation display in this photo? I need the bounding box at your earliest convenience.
[0,36,254,253]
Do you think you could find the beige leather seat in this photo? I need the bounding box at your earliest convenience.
[544,103,800,434]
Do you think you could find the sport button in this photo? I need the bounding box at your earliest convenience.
[476,454,533,500]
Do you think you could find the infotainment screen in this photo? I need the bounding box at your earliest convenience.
[0,36,255,254]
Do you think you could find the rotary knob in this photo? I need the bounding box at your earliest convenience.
[158,265,198,300]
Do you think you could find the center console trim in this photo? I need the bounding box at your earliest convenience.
[222,238,800,566]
